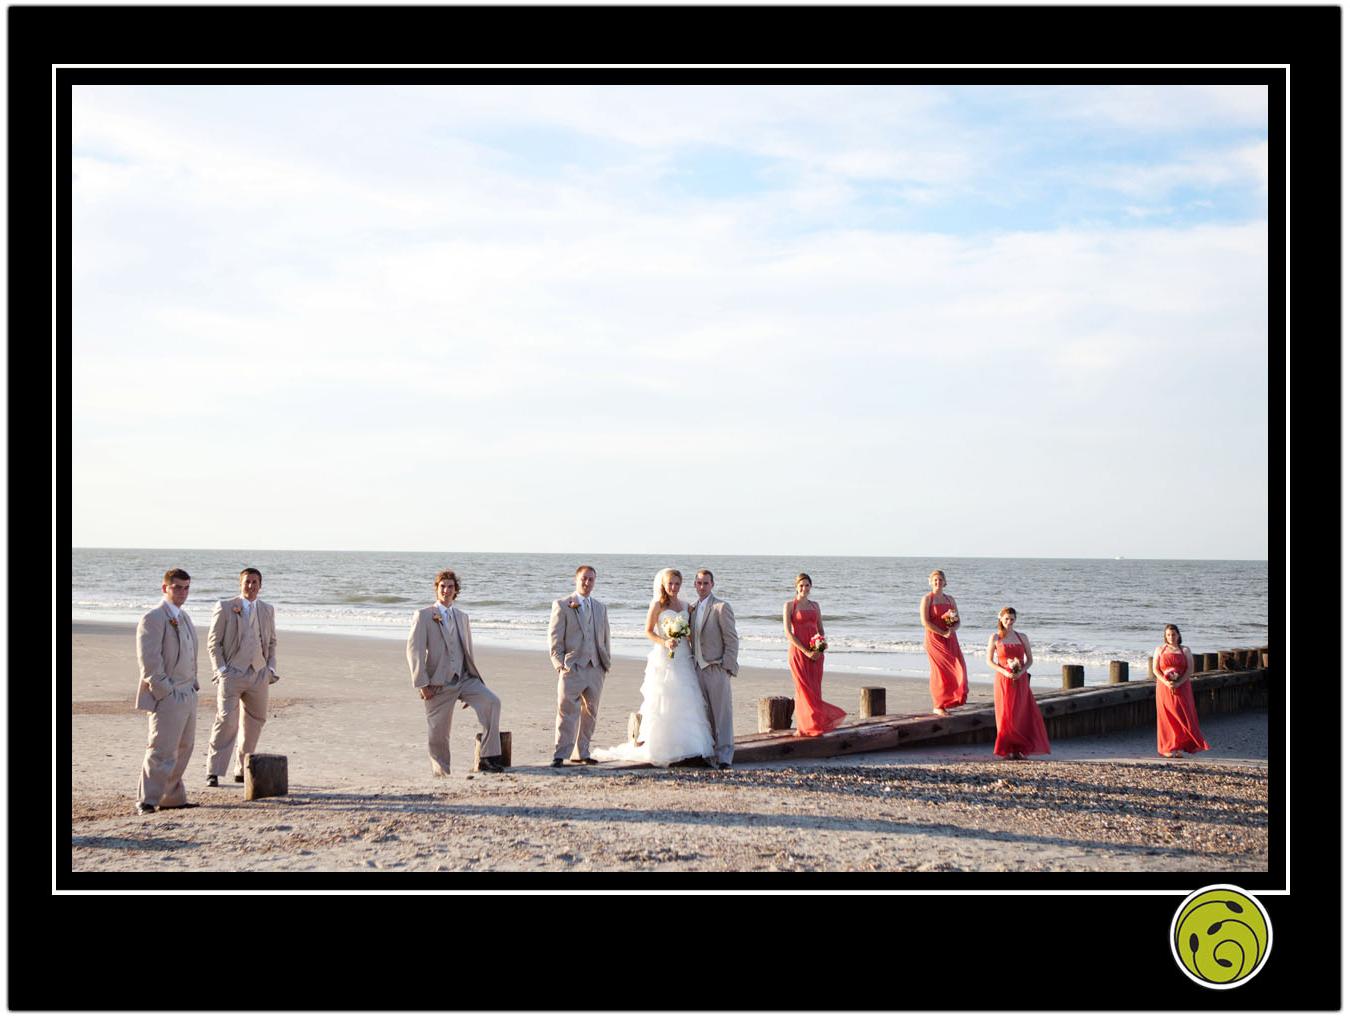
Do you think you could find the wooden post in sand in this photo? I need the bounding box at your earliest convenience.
[243,753,288,800]
[1062,664,1085,690]
[860,687,886,718]
[1108,661,1129,684]
[1218,650,1242,671]
[1261,648,1269,669]
[1203,652,1219,672]
[474,731,512,768]
[758,696,794,732]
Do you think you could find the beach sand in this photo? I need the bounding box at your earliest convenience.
[70,621,1268,873]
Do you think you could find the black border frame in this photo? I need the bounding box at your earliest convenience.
[25,3,1323,1011]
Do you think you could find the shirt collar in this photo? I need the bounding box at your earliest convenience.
[162,599,181,620]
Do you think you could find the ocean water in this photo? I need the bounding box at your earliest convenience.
[70,549,1269,689]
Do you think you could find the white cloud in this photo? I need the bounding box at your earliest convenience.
[69,84,1269,556]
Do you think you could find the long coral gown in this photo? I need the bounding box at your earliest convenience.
[1155,645,1210,755]
[992,633,1051,758]
[788,601,846,737]
[924,595,968,711]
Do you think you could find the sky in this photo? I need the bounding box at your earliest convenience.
[70,84,1270,559]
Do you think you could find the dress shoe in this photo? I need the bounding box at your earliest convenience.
[717,762,731,770]
[160,802,200,810]
[476,758,504,773]
[570,757,598,765]
[135,802,157,815]
[234,773,245,783]
[205,774,219,787]
[551,758,565,767]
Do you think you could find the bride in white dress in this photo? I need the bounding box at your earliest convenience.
[593,568,715,766]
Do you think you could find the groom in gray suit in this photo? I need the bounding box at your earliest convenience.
[547,565,611,767]
[205,567,280,785]
[133,568,200,814]
[691,569,739,769]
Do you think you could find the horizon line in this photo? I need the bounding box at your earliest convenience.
[69,546,1270,563]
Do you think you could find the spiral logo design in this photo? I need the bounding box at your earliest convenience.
[1170,885,1272,989]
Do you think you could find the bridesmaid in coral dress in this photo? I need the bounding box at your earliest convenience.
[783,573,846,737]
[1152,624,1210,758]
[920,569,968,716]
[984,607,1051,760]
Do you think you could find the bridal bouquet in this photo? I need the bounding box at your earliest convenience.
[941,609,959,629]
[662,615,691,658]
[1163,667,1181,683]
[1006,656,1024,677]
[809,633,828,654]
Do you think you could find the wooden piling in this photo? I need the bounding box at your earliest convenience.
[1062,664,1085,690]
[243,753,288,800]
[1109,660,1129,684]
[474,731,512,768]
[758,696,794,732]
[860,687,887,718]
[1203,652,1219,672]
[1218,650,1243,671]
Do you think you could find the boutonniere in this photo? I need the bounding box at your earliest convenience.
[432,611,444,625]
[233,604,243,615]
[168,617,179,630]
[567,600,581,611]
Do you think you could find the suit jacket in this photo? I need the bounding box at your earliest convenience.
[134,604,199,711]
[694,595,740,676]
[548,594,611,673]
[407,603,483,689]
[207,596,279,682]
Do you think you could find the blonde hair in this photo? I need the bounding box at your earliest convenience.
[929,569,946,584]
[657,569,682,610]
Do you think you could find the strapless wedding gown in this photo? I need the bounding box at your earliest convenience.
[593,608,715,766]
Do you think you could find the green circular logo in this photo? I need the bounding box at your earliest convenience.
[1171,885,1272,989]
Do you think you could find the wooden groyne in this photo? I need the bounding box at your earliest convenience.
[731,653,1270,764]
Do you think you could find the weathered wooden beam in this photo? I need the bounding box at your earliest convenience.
[730,669,1268,762]
[1062,664,1085,689]
[1109,660,1129,684]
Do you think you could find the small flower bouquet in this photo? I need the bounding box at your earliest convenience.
[809,633,828,654]
[1006,656,1023,677]
[661,615,691,657]
[1163,668,1180,683]
[941,609,959,629]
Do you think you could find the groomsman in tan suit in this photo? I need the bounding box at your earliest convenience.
[133,568,200,815]
[406,569,505,775]
[205,567,280,785]
[547,565,611,767]
[691,569,739,769]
